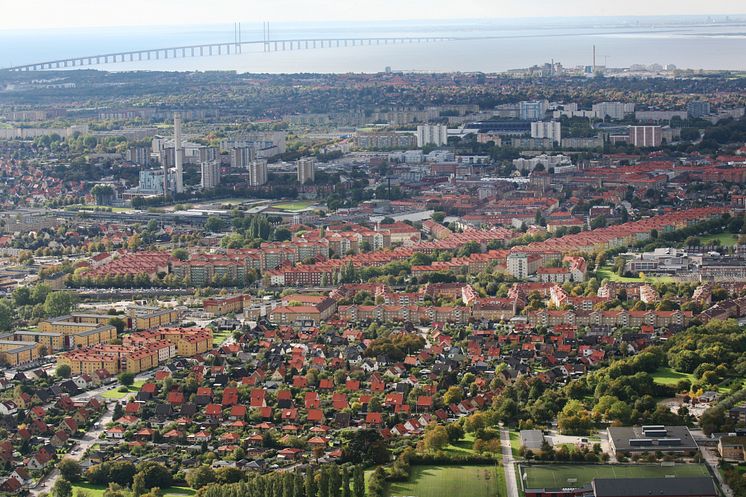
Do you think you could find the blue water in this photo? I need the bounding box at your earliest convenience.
[1,17,745,72]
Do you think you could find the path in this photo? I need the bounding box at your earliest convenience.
[500,428,519,497]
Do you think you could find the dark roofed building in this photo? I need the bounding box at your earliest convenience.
[607,425,698,456]
[591,477,717,497]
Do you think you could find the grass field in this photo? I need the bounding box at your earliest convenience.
[443,433,476,456]
[101,379,146,400]
[700,233,740,247]
[596,266,676,283]
[73,483,195,497]
[509,431,521,458]
[387,465,500,497]
[273,201,315,212]
[651,367,695,387]
[520,464,710,490]
[212,329,232,346]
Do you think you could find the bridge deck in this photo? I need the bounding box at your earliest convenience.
[3,36,463,72]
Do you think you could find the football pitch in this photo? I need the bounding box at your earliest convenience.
[520,464,710,490]
[387,465,499,497]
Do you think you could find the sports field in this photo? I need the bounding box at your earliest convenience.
[520,464,710,490]
[273,201,315,212]
[387,465,499,497]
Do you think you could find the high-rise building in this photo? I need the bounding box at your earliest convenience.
[200,162,221,190]
[629,126,663,147]
[592,102,635,120]
[531,121,562,144]
[416,124,448,148]
[248,160,268,187]
[687,101,711,119]
[125,146,151,166]
[173,113,184,194]
[230,147,255,168]
[297,158,316,184]
[519,100,548,121]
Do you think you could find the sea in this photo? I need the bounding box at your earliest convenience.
[1,16,746,73]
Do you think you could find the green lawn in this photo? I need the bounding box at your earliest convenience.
[509,431,521,458]
[596,266,676,283]
[73,483,195,497]
[213,329,232,346]
[443,433,476,456]
[273,201,315,212]
[700,233,739,247]
[651,367,695,387]
[387,465,500,497]
[101,379,146,400]
[520,464,710,490]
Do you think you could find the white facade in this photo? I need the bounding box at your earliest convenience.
[531,121,562,143]
[416,124,448,148]
[592,102,634,120]
[200,162,221,190]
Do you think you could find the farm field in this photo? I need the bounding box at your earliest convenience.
[387,465,499,497]
[520,463,710,490]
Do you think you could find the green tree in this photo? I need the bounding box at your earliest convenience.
[53,478,73,497]
[55,364,72,379]
[0,301,14,331]
[108,317,127,334]
[43,291,80,317]
[186,466,216,490]
[118,372,135,387]
[58,458,82,482]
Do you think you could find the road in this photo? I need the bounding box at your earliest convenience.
[699,445,734,497]
[32,404,113,495]
[30,371,155,495]
[500,428,519,497]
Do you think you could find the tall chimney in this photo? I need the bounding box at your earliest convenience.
[174,112,184,194]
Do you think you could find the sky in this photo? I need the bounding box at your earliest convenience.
[1,0,745,30]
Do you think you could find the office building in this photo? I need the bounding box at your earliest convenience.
[200,161,221,190]
[416,124,448,147]
[687,101,711,119]
[297,158,316,184]
[629,126,663,147]
[519,100,548,121]
[530,121,561,143]
[248,159,268,187]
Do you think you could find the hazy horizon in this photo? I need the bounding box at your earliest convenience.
[2,0,746,30]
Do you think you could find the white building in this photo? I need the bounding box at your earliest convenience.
[531,121,561,143]
[200,162,221,190]
[248,160,268,187]
[416,124,448,148]
[297,158,316,184]
[629,126,663,147]
[592,102,635,120]
[519,100,548,121]
[230,146,255,169]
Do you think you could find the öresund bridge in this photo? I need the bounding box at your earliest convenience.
[3,23,472,72]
